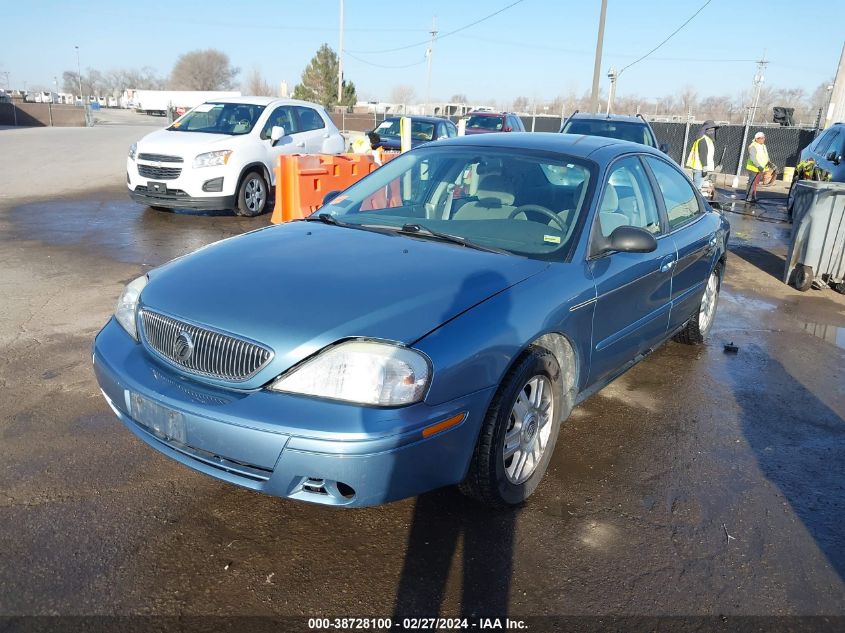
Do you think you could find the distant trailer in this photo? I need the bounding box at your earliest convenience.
[132,90,242,116]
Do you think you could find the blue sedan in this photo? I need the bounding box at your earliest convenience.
[93,133,729,508]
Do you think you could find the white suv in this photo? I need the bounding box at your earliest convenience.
[127,96,345,216]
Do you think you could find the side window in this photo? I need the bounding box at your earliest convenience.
[812,130,833,153]
[646,157,702,229]
[819,131,840,157]
[445,122,457,138]
[260,105,298,139]
[595,157,661,238]
[295,106,326,133]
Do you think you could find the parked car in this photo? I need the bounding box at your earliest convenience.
[370,115,457,151]
[95,132,728,508]
[561,112,668,153]
[464,111,526,135]
[126,97,345,216]
[788,122,845,213]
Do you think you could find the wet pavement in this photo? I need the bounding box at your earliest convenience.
[0,187,844,622]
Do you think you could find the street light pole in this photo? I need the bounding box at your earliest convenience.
[337,0,344,105]
[589,0,608,113]
[75,45,83,103]
[425,16,438,116]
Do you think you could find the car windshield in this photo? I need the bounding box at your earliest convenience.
[563,119,655,147]
[467,115,504,131]
[169,102,266,135]
[374,119,436,141]
[318,146,594,261]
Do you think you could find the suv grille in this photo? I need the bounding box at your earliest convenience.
[138,153,183,163]
[140,310,273,382]
[138,164,182,180]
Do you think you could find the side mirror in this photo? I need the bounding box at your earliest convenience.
[826,151,841,165]
[659,143,670,154]
[270,126,286,143]
[598,225,658,254]
[504,126,512,132]
[322,190,342,206]
[709,201,723,211]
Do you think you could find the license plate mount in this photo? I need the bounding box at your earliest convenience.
[129,392,186,444]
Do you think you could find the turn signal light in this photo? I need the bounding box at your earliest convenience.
[422,412,467,438]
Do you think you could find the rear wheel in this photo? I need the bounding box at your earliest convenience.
[235,170,268,217]
[793,264,814,292]
[459,348,564,508]
[674,265,721,345]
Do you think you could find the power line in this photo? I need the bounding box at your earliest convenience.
[619,0,713,75]
[345,52,427,69]
[347,0,527,55]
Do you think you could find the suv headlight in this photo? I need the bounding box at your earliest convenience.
[114,275,147,340]
[128,142,137,160]
[268,340,431,406]
[193,150,232,168]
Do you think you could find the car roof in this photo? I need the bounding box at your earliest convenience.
[467,111,510,116]
[430,131,662,159]
[567,112,648,124]
[208,96,325,108]
[382,115,450,124]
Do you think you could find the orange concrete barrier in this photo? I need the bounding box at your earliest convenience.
[271,153,396,224]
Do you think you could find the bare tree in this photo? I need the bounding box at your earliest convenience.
[512,96,530,113]
[245,67,274,96]
[170,49,239,91]
[450,93,468,103]
[390,84,416,105]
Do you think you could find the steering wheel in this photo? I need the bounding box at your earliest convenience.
[508,204,567,232]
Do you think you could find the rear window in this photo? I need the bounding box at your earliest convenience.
[466,115,505,131]
[563,119,655,147]
[374,119,435,141]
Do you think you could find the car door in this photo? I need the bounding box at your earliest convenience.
[643,155,716,332]
[259,105,301,184]
[816,129,841,181]
[294,105,331,153]
[587,155,676,387]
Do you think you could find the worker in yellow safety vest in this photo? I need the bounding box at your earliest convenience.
[745,131,771,204]
[685,120,718,189]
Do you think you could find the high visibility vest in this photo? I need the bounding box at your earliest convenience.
[686,135,715,171]
[745,142,769,172]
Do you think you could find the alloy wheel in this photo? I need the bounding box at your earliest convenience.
[503,375,554,485]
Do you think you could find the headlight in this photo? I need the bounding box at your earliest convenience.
[193,150,232,168]
[268,340,430,406]
[128,142,137,160]
[114,275,147,340]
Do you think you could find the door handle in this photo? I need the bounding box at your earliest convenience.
[659,256,676,273]
[706,235,718,253]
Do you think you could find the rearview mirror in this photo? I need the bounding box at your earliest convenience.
[826,151,841,165]
[270,126,286,143]
[602,225,658,254]
[709,201,723,211]
[659,143,670,154]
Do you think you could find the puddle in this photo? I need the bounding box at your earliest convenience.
[7,193,265,267]
[799,321,845,350]
[721,289,778,312]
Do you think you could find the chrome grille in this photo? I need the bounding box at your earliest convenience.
[138,153,183,163]
[138,164,182,180]
[140,310,273,382]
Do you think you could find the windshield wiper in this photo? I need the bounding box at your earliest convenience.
[303,213,347,226]
[397,223,508,255]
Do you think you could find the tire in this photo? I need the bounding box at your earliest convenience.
[793,264,814,292]
[235,170,268,217]
[459,348,565,508]
[149,205,172,212]
[674,265,721,345]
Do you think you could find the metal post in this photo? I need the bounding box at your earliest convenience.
[425,16,438,116]
[733,117,751,189]
[531,98,537,132]
[75,46,83,103]
[606,67,617,115]
[337,0,344,105]
[680,109,691,166]
[589,0,608,113]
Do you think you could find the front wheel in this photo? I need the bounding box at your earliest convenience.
[235,170,268,217]
[459,349,564,508]
[674,265,721,345]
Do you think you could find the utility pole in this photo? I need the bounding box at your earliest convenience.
[825,41,845,129]
[75,45,83,101]
[606,67,617,115]
[0,71,9,91]
[425,16,438,116]
[337,0,344,105]
[589,0,608,113]
[748,55,767,125]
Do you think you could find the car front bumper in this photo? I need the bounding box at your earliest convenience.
[126,157,238,211]
[93,318,493,507]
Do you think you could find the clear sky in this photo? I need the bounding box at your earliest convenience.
[3,0,843,103]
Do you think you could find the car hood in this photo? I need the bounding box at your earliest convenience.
[137,128,238,156]
[141,221,548,388]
